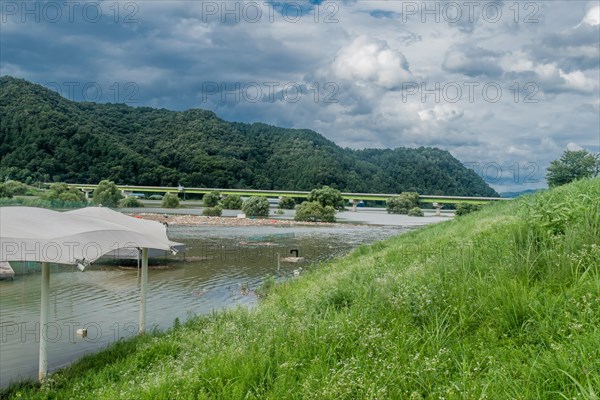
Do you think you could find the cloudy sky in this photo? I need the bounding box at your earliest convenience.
[1,0,599,191]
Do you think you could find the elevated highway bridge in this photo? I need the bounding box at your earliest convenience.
[67,184,508,205]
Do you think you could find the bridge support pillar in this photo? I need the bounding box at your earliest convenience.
[351,199,358,212]
[432,202,443,216]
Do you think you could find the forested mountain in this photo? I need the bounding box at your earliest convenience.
[0,76,498,196]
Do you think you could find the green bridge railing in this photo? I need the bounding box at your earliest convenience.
[67,184,508,205]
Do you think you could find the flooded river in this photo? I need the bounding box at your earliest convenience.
[0,223,410,386]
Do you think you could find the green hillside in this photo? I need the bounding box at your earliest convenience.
[4,178,598,399]
[0,76,498,197]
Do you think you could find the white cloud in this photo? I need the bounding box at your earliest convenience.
[580,5,600,26]
[418,105,464,122]
[566,142,585,151]
[329,36,412,89]
[2,0,598,191]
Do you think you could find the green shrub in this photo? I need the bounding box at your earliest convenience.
[242,196,269,217]
[278,197,297,209]
[0,183,13,199]
[274,209,285,215]
[119,197,144,208]
[456,203,482,216]
[522,179,599,235]
[408,207,424,216]
[203,191,221,207]
[3,180,29,196]
[0,197,88,209]
[307,186,345,210]
[222,195,242,209]
[43,183,87,203]
[295,201,336,222]
[386,192,420,214]
[92,180,123,207]
[203,205,223,216]
[161,193,180,208]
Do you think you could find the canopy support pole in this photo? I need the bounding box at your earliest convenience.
[38,262,50,382]
[139,248,148,334]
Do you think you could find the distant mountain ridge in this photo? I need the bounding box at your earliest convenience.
[500,189,544,198]
[0,76,499,197]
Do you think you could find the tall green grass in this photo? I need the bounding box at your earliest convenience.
[3,179,599,399]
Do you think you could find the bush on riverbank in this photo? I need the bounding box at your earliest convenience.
[221,195,242,209]
[161,193,180,208]
[119,197,144,208]
[42,183,87,203]
[278,197,297,210]
[0,196,89,209]
[5,179,599,399]
[91,180,123,207]
[0,183,13,198]
[203,191,221,207]
[386,192,419,214]
[2,180,35,196]
[307,186,345,210]
[407,206,424,216]
[242,196,269,217]
[295,201,336,222]
[202,206,223,217]
[455,202,482,216]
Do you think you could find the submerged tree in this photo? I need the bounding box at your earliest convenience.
[242,196,269,217]
[307,186,346,210]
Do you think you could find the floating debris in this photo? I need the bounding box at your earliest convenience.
[133,214,347,227]
[281,257,305,263]
[239,241,277,246]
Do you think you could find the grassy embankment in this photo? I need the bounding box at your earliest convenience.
[3,179,599,399]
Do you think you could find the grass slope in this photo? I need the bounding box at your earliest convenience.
[3,179,599,399]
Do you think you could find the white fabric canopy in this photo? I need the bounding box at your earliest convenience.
[1,207,175,265]
[0,206,178,380]
[65,207,184,259]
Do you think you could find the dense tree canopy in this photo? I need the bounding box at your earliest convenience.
[92,180,123,207]
[0,77,499,197]
[307,186,346,210]
[546,149,599,188]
